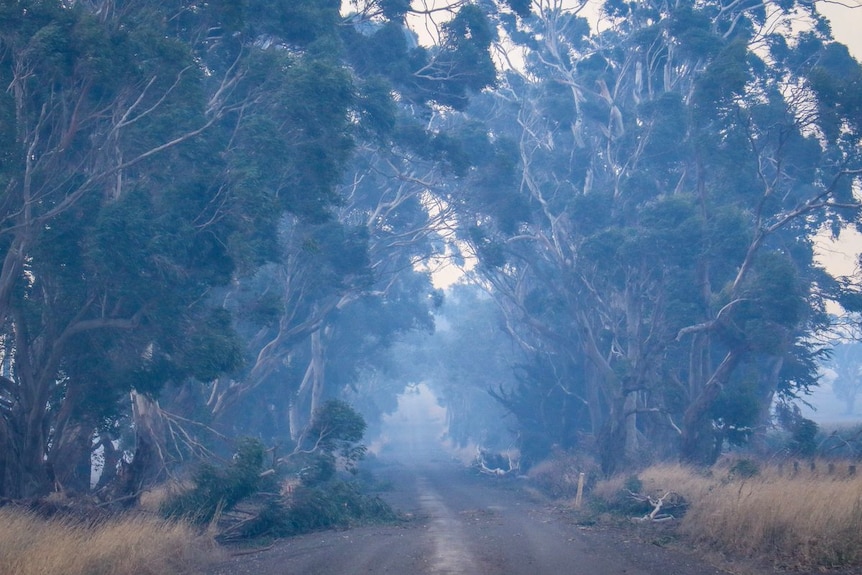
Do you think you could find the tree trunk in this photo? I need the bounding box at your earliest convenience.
[94,434,122,493]
[12,357,53,498]
[680,348,743,465]
[598,395,627,476]
[47,383,97,494]
[290,327,327,441]
[623,390,639,460]
[49,421,95,495]
[0,413,8,497]
[112,392,167,505]
[309,328,326,420]
[584,365,606,439]
[2,403,51,498]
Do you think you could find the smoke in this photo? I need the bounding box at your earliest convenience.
[368,383,448,462]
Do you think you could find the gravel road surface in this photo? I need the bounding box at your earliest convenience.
[210,456,734,575]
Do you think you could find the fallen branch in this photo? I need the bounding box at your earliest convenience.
[475,446,520,477]
[629,490,676,522]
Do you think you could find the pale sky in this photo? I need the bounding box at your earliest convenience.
[814,2,862,281]
[401,0,861,55]
[817,1,862,58]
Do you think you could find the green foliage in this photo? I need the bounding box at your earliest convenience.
[0,0,386,498]
[776,404,820,457]
[179,308,246,382]
[789,418,820,457]
[420,4,497,109]
[808,42,862,139]
[710,378,761,446]
[269,400,370,490]
[637,93,689,168]
[237,480,397,539]
[430,0,857,473]
[380,0,411,20]
[246,0,342,47]
[161,438,271,524]
[669,6,721,59]
[694,40,751,109]
[161,433,394,541]
[289,480,395,530]
[2,0,857,503]
[303,400,368,470]
[505,0,532,18]
[296,453,338,486]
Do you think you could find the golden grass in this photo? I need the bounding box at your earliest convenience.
[600,460,862,569]
[0,508,225,575]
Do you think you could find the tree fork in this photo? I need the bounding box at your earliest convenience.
[680,348,744,465]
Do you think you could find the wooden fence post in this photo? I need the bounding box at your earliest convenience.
[574,472,585,508]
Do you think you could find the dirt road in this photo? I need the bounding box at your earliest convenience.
[210,453,737,575]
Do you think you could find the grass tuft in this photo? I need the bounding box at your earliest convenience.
[0,508,223,575]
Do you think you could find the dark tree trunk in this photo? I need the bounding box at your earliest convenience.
[598,396,628,476]
[0,414,8,498]
[680,348,743,465]
[110,393,167,506]
[49,421,95,495]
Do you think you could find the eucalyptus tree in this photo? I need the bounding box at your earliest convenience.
[0,0,246,497]
[447,0,861,469]
[126,0,509,488]
[115,0,396,494]
[0,0,374,498]
[169,0,505,450]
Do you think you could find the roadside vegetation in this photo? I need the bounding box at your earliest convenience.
[519,423,862,571]
[586,458,862,570]
[0,400,394,574]
[675,462,859,568]
[156,401,396,542]
[0,509,219,575]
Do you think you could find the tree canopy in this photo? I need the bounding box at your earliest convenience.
[0,0,860,500]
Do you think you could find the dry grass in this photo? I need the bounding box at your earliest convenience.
[528,451,600,500]
[0,507,225,575]
[597,459,862,569]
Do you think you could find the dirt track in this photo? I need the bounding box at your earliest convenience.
[209,454,736,575]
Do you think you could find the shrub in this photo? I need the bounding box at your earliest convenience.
[789,418,819,457]
[527,451,599,499]
[728,458,759,479]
